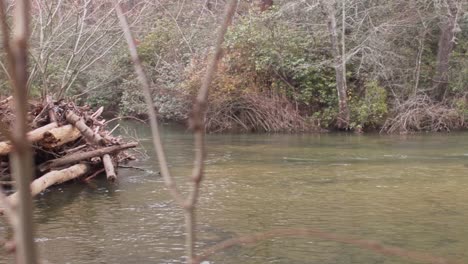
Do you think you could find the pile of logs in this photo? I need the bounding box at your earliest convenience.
[0,96,137,204]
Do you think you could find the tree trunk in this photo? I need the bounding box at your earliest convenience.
[66,111,105,145]
[39,142,138,171]
[39,124,82,149]
[7,164,90,208]
[0,122,58,155]
[102,154,116,182]
[321,0,350,129]
[433,1,458,101]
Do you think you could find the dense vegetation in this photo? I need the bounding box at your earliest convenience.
[1,0,466,133]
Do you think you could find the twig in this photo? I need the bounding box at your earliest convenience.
[116,1,237,263]
[115,2,184,207]
[117,165,146,171]
[103,115,147,126]
[107,124,120,136]
[184,1,238,262]
[39,142,138,172]
[194,228,463,264]
[84,168,105,182]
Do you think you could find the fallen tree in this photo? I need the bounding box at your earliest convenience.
[7,164,90,207]
[0,122,58,155]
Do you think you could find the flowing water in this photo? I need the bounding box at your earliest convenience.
[1,123,468,263]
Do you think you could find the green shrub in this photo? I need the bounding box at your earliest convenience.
[350,81,388,129]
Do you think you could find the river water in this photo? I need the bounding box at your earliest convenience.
[1,123,468,263]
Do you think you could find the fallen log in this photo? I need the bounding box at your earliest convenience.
[0,122,58,155]
[102,154,116,182]
[40,124,81,149]
[39,142,138,172]
[66,111,105,145]
[7,164,89,207]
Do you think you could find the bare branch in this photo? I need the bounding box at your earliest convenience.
[7,0,39,263]
[195,228,463,264]
[117,1,237,263]
[184,0,237,262]
[115,3,185,207]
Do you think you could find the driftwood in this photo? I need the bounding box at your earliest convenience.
[39,142,138,172]
[40,124,81,148]
[66,110,119,182]
[0,98,138,202]
[7,164,89,207]
[0,122,58,155]
[66,111,105,145]
[102,154,116,182]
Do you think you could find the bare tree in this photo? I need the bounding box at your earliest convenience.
[320,0,350,129]
[18,0,151,99]
[432,0,462,100]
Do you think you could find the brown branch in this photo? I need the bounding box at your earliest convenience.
[5,0,39,262]
[194,228,463,264]
[117,1,236,263]
[84,168,105,182]
[184,1,238,262]
[39,142,138,172]
[115,3,185,206]
[66,110,105,145]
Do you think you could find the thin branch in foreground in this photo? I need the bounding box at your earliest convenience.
[115,4,185,207]
[184,1,238,262]
[116,1,238,263]
[6,0,39,263]
[194,228,463,264]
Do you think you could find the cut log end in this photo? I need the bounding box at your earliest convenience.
[40,124,81,149]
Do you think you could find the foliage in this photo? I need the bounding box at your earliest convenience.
[223,9,337,106]
[9,0,466,133]
[181,8,340,132]
[448,19,468,94]
[350,81,388,130]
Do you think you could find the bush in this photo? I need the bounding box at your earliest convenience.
[180,8,340,132]
[350,81,388,130]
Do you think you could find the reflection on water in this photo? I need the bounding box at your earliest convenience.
[1,123,468,263]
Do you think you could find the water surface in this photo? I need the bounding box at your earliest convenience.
[2,124,468,263]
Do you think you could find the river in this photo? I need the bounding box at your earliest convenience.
[1,123,468,263]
